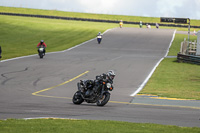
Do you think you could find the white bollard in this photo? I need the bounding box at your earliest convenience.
[196,31,200,56]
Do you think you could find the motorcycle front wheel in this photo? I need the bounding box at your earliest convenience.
[72,91,84,105]
[39,53,43,58]
[96,93,110,106]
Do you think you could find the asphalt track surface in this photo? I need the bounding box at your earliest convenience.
[0,28,199,127]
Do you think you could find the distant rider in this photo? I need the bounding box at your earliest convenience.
[97,32,102,37]
[119,20,123,28]
[139,21,143,28]
[156,23,159,29]
[37,40,47,55]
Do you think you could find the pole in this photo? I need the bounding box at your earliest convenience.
[188,18,190,42]
[186,18,190,54]
[196,31,200,56]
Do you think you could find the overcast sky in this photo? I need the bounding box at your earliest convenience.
[0,0,200,19]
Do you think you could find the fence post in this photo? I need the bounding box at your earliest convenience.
[197,31,200,56]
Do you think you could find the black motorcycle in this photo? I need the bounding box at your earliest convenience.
[38,47,45,58]
[72,74,114,106]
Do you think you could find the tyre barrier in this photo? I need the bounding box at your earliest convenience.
[177,53,200,65]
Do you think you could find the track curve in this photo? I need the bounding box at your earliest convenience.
[0,27,199,127]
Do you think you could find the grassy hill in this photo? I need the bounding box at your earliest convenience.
[1,6,200,26]
[0,15,117,59]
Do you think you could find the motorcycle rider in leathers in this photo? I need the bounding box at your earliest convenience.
[93,70,115,93]
[80,70,115,94]
[37,40,47,55]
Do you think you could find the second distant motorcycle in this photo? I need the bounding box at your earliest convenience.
[97,32,102,44]
[38,47,45,58]
[37,40,47,59]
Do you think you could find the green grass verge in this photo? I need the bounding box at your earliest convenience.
[0,119,199,133]
[0,15,117,59]
[140,58,200,100]
[140,34,200,100]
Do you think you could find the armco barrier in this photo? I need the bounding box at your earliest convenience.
[177,53,200,65]
[1,12,200,28]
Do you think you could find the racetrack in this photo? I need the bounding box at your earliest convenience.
[0,27,199,127]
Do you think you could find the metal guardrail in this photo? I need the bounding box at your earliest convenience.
[177,53,200,65]
[1,12,200,28]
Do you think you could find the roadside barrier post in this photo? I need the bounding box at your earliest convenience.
[196,31,200,56]
[0,46,2,59]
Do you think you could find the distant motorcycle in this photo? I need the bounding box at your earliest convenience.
[38,47,45,58]
[97,35,102,44]
[139,21,143,28]
[72,73,114,106]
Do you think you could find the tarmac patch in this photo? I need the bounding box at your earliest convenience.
[130,94,200,109]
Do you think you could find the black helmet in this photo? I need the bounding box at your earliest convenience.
[40,40,44,44]
[107,70,115,80]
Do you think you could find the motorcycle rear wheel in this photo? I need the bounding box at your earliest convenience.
[96,93,110,106]
[72,91,84,105]
[97,38,101,44]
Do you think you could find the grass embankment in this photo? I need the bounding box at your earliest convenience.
[1,6,200,27]
[0,6,161,22]
[0,119,199,133]
[0,15,117,59]
[140,34,200,100]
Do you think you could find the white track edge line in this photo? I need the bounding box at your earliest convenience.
[130,29,177,97]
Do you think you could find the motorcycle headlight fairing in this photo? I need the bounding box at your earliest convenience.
[106,83,112,88]
[39,48,44,51]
